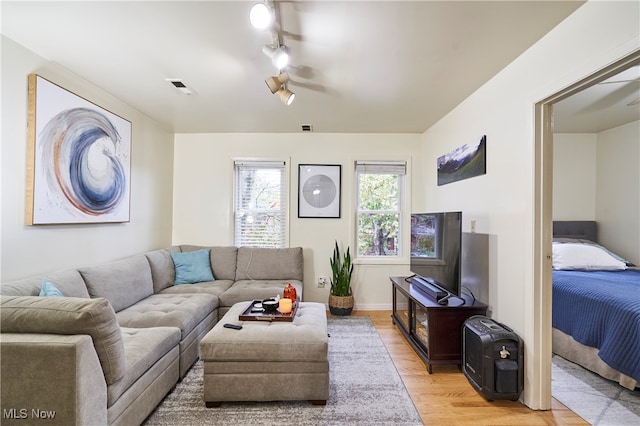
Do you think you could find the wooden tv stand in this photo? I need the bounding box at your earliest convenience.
[390,276,488,373]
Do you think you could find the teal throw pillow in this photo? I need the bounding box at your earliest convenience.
[39,279,64,297]
[171,249,214,284]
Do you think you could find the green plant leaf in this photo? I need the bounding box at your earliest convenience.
[330,240,353,297]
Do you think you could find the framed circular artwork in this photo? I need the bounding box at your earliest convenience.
[298,164,341,218]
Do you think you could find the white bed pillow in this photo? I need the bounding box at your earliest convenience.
[553,237,634,266]
[552,242,627,271]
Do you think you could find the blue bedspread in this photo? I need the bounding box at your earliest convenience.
[552,269,640,382]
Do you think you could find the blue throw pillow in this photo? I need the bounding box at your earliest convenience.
[171,249,214,284]
[39,279,64,297]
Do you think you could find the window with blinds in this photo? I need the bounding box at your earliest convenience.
[234,160,287,248]
[355,161,406,257]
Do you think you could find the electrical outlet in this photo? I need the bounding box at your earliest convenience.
[317,277,326,288]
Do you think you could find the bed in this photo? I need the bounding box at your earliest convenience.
[552,221,640,390]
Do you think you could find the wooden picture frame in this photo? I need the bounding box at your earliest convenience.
[25,74,131,224]
[298,164,341,218]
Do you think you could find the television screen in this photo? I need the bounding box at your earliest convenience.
[410,211,462,296]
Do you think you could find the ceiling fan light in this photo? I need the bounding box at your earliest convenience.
[249,3,273,29]
[265,72,290,94]
[277,87,295,106]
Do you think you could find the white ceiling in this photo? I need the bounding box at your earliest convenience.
[6,1,635,134]
[553,65,640,133]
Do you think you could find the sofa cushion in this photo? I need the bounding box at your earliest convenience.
[235,247,303,281]
[79,255,154,312]
[39,279,63,297]
[0,296,127,385]
[115,294,216,340]
[0,269,90,298]
[106,326,180,407]
[145,247,180,293]
[180,245,238,280]
[159,279,234,298]
[171,249,214,284]
[219,279,303,308]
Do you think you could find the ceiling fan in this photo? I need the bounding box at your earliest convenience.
[596,65,640,106]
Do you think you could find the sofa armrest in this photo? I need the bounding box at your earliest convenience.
[0,296,127,384]
[1,333,107,425]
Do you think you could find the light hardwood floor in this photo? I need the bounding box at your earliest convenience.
[349,310,588,426]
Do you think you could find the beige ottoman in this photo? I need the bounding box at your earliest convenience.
[200,301,329,407]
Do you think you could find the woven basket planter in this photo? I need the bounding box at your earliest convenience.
[329,292,354,316]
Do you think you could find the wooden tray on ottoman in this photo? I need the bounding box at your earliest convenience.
[239,299,298,322]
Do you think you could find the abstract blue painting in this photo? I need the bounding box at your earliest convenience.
[26,75,131,224]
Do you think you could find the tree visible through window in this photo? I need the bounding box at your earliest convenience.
[356,161,406,257]
[234,161,286,248]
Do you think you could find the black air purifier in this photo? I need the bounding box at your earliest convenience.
[462,315,523,401]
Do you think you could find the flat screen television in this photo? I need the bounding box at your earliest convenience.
[410,211,462,296]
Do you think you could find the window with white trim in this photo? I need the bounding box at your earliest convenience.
[234,160,287,248]
[355,161,406,257]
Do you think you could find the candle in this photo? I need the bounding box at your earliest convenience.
[279,298,292,314]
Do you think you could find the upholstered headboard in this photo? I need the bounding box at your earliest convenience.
[552,221,597,242]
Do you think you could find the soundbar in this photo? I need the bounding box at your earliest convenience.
[411,276,448,301]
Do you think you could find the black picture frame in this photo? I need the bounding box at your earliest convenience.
[298,164,341,218]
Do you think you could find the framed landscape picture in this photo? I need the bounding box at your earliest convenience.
[298,164,341,218]
[437,135,486,186]
[25,74,131,225]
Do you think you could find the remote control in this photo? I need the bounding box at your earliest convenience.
[223,323,243,330]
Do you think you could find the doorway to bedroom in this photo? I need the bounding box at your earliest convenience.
[535,50,640,418]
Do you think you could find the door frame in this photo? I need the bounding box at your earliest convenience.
[533,50,640,409]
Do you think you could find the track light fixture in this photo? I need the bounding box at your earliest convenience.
[265,72,295,105]
[249,1,296,105]
[277,87,295,106]
[262,45,289,70]
[249,2,274,30]
[265,72,289,94]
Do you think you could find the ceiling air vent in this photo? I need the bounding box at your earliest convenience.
[301,124,313,132]
[166,78,194,95]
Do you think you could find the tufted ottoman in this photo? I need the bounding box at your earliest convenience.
[200,301,329,407]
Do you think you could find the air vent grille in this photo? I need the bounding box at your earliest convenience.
[165,78,194,95]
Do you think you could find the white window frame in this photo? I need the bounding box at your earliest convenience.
[233,160,288,248]
[355,160,407,260]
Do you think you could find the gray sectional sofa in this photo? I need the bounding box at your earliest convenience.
[0,245,304,426]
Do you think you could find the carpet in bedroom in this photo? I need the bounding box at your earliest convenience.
[143,315,423,425]
[552,355,640,425]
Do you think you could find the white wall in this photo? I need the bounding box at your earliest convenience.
[172,133,421,308]
[553,133,597,219]
[552,122,640,265]
[2,0,636,411]
[1,36,175,281]
[416,0,639,409]
[596,121,640,265]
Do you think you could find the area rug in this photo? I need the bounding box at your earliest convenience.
[143,316,423,425]
[552,355,640,425]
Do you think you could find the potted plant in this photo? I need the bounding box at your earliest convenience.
[329,241,354,315]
